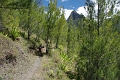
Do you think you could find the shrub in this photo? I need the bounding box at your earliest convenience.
[9,27,19,40]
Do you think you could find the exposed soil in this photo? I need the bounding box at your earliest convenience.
[0,35,40,80]
[21,56,41,80]
[0,34,69,80]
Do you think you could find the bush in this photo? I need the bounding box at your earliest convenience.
[9,27,19,40]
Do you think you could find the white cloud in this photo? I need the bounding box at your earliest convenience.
[91,0,97,3]
[114,4,120,14]
[64,6,87,20]
[64,0,120,20]
[61,0,68,2]
[76,6,87,17]
[64,9,73,19]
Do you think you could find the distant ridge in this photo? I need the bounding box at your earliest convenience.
[67,10,85,21]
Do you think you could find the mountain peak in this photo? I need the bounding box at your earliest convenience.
[67,10,84,21]
[72,10,78,14]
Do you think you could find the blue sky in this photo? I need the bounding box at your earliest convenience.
[43,0,87,19]
[43,0,85,10]
[43,0,120,19]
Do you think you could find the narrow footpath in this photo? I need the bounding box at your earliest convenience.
[21,56,41,80]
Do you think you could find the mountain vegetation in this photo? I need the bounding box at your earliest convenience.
[0,0,120,80]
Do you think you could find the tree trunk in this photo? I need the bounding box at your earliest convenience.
[55,37,59,48]
[97,3,100,36]
[28,30,30,40]
[46,38,49,54]
[55,32,60,48]
[46,27,50,54]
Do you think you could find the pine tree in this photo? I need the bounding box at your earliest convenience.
[45,0,64,54]
[55,9,66,48]
[75,0,120,80]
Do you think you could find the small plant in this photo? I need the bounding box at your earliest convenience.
[9,27,19,41]
[48,70,54,78]
[59,63,70,72]
[59,52,72,72]
[20,31,26,38]
[60,52,71,63]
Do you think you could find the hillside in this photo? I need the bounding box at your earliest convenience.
[0,33,37,80]
[0,33,70,80]
[0,0,120,80]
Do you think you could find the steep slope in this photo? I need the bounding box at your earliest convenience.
[0,33,70,80]
[0,34,37,80]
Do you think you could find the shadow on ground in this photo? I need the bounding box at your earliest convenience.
[34,51,46,57]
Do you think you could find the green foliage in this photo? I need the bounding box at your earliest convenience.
[60,52,70,62]
[0,9,20,40]
[59,52,75,73]
[0,0,120,80]
[71,1,120,80]
[64,0,120,80]
[75,29,120,80]
[44,0,67,54]
[9,26,19,40]
[32,6,45,38]
[54,11,67,48]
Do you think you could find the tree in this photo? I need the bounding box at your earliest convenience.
[1,8,20,40]
[75,0,120,80]
[55,9,66,48]
[45,0,63,54]
[0,0,43,40]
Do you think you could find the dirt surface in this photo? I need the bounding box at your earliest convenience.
[31,51,70,80]
[21,56,41,80]
[0,36,40,80]
[0,55,42,80]
[0,34,69,80]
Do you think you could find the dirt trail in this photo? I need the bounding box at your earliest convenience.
[21,56,41,80]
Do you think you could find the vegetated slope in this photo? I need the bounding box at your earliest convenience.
[0,33,70,80]
[0,33,37,80]
[31,49,70,80]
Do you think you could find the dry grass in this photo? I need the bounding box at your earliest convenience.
[32,48,70,80]
[0,33,37,80]
[0,33,71,80]
[0,34,18,65]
